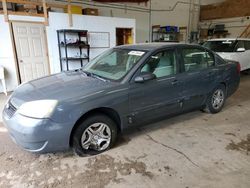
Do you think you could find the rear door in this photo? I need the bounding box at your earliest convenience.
[128,48,183,125]
[177,47,217,111]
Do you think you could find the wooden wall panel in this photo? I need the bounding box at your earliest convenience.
[200,0,250,20]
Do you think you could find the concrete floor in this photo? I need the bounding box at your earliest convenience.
[0,75,250,188]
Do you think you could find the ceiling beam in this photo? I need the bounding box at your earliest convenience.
[6,0,65,8]
[1,0,8,22]
[93,0,148,2]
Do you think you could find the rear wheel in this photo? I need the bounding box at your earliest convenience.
[72,114,117,156]
[204,85,226,114]
[243,69,250,75]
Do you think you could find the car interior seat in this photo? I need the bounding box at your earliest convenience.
[153,56,174,77]
[141,57,160,73]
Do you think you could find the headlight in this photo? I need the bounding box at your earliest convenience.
[17,100,58,118]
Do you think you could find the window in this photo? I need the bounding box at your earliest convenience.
[140,50,177,78]
[182,48,214,72]
[244,41,250,50]
[203,40,237,52]
[84,49,145,80]
[206,51,215,67]
[235,40,245,50]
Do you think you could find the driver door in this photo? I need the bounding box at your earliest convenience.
[128,49,183,125]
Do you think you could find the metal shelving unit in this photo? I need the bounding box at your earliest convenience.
[152,25,180,42]
[57,29,90,71]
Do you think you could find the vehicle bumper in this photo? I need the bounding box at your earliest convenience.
[2,111,72,153]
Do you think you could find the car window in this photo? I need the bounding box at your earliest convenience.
[216,55,228,65]
[140,50,177,78]
[182,48,214,72]
[206,51,215,67]
[235,40,245,50]
[203,40,237,52]
[244,41,250,50]
[84,49,145,81]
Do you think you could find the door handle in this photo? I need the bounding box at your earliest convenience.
[19,60,23,63]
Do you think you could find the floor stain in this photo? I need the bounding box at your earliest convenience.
[224,133,236,137]
[114,136,131,148]
[226,134,250,155]
[0,153,153,188]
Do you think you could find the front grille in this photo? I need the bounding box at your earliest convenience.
[4,102,17,118]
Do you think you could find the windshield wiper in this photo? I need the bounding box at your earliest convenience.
[90,73,108,82]
[80,70,91,76]
[80,69,108,82]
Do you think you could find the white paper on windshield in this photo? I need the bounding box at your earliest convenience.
[128,51,145,56]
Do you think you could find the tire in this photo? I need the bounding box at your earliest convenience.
[204,84,226,114]
[243,69,250,75]
[72,114,118,156]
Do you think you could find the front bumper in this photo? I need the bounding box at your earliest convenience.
[2,110,71,153]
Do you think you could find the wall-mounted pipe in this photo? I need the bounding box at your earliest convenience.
[55,0,149,12]
[149,0,151,41]
[54,0,199,12]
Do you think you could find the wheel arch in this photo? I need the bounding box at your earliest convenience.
[69,107,121,147]
[219,81,227,95]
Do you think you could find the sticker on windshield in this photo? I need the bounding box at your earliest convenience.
[128,51,145,56]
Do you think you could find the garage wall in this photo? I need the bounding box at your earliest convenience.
[64,0,225,43]
[69,0,201,42]
[92,7,149,43]
[201,0,225,5]
[199,16,250,38]
[46,12,136,73]
[0,16,18,93]
[0,13,135,93]
[0,15,45,93]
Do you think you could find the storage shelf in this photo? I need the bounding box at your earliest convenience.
[152,31,180,34]
[57,29,88,35]
[57,29,90,71]
[61,57,89,61]
[59,43,90,48]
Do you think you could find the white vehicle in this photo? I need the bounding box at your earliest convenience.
[203,38,250,72]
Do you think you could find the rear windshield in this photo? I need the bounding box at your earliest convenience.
[203,40,237,52]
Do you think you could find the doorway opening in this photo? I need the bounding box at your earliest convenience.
[116,28,133,46]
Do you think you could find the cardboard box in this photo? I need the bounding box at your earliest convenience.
[22,4,37,13]
[0,3,16,11]
[200,29,208,37]
[82,8,98,16]
[64,5,82,15]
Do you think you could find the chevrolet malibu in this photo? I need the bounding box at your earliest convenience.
[3,43,240,155]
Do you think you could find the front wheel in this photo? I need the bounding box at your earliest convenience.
[72,114,117,156]
[204,85,226,114]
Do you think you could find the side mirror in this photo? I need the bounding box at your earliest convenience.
[237,47,245,52]
[134,72,156,83]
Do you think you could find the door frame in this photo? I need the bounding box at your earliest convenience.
[115,27,134,46]
[10,21,51,84]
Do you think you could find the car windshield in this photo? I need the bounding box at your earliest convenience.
[83,48,146,81]
[203,40,237,52]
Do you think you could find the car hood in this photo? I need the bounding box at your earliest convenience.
[9,71,117,108]
[217,52,239,61]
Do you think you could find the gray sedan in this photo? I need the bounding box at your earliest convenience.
[2,43,240,155]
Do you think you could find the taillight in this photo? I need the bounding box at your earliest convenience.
[236,62,241,74]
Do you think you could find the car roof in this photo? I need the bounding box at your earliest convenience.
[207,38,250,41]
[115,42,199,51]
